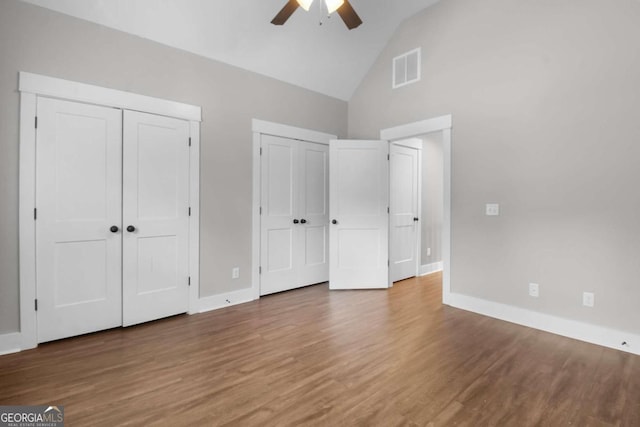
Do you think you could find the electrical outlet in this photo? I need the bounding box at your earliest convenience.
[583,292,595,307]
[486,203,500,216]
[529,283,539,298]
[232,267,240,279]
[426,247,431,257]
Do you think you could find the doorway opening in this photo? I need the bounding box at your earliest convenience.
[390,132,444,283]
[382,115,452,304]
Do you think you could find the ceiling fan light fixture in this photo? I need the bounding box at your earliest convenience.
[325,0,344,14]
[296,0,314,11]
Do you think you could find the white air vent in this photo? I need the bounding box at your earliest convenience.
[393,48,421,89]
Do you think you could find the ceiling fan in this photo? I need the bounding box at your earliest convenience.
[271,0,363,30]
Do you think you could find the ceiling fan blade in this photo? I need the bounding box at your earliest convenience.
[336,0,362,30]
[271,0,300,25]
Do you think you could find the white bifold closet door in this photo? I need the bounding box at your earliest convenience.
[260,135,329,295]
[36,98,123,343]
[122,110,190,327]
[36,98,190,342]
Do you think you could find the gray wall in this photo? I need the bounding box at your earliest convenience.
[0,0,347,334]
[349,0,640,334]
[421,133,443,266]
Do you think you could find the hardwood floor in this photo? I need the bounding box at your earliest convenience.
[1,273,639,426]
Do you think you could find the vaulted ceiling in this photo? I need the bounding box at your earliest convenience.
[21,0,440,100]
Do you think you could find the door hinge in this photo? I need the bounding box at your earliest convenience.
[259,266,262,275]
[188,207,191,216]
[34,299,38,311]
[260,147,263,155]
[388,260,390,267]
[259,206,262,215]
[189,137,192,147]
[387,206,390,214]
[387,154,390,160]
[188,276,191,287]
[34,208,37,220]
[35,116,38,129]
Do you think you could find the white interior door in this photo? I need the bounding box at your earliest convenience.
[297,142,329,286]
[122,110,190,326]
[260,135,297,295]
[36,97,123,343]
[329,140,389,289]
[390,144,420,282]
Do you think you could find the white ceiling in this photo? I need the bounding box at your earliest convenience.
[21,0,440,100]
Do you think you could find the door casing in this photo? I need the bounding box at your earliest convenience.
[381,115,453,304]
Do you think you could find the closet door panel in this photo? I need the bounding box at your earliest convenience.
[122,110,190,326]
[260,135,297,296]
[297,142,329,285]
[35,97,123,343]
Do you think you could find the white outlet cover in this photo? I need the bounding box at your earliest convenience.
[529,283,539,298]
[583,292,595,307]
[486,203,500,216]
[232,267,240,279]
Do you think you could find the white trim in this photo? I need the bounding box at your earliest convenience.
[19,92,38,351]
[381,115,452,141]
[0,333,21,356]
[18,72,202,351]
[19,72,201,122]
[188,121,201,314]
[420,262,443,276]
[391,137,423,150]
[251,119,337,298]
[251,131,262,301]
[252,119,335,144]
[449,292,640,356]
[197,287,256,313]
[442,128,452,304]
[380,115,452,304]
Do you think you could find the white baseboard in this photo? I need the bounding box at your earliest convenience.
[420,261,443,276]
[0,332,22,356]
[197,287,257,313]
[448,292,640,356]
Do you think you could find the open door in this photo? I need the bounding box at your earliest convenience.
[329,140,389,289]
[390,142,420,282]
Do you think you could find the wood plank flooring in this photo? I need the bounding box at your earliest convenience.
[1,273,639,426]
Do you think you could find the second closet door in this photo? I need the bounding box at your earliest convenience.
[122,111,191,326]
[260,135,329,295]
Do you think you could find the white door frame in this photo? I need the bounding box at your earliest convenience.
[390,138,423,281]
[251,119,336,299]
[18,72,202,350]
[381,115,452,304]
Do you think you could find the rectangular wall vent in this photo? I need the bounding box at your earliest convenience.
[393,48,421,89]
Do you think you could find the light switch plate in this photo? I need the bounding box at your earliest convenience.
[486,203,500,216]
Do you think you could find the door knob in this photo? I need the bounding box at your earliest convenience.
[293,219,300,224]
[332,219,338,225]
[110,225,119,233]
[413,217,419,222]
[300,219,307,224]
[126,225,136,232]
